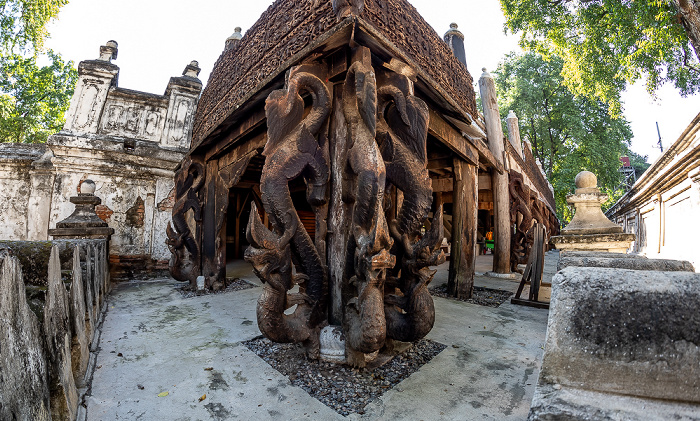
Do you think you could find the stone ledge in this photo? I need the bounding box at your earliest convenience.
[558,255,694,272]
[538,267,700,405]
[530,384,700,421]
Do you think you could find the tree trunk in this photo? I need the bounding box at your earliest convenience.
[672,0,700,62]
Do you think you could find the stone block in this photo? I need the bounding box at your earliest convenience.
[531,266,700,419]
[69,246,89,385]
[558,255,694,272]
[560,251,646,259]
[43,246,78,420]
[0,256,51,421]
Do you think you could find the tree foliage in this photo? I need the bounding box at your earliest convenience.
[0,50,76,143]
[500,0,700,116]
[494,52,637,221]
[0,0,74,143]
[0,0,68,54]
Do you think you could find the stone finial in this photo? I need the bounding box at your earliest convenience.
[98,40,118,62]
[444,23,465,40]
[48,180,114,240]
[575,170,597,191]
[550,170,634,253]
[444,23,467,68]
[81,179,96,194]
[225,27,243,51]
[182,60,201,78]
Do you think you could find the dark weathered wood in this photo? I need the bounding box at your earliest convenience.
[427,110,478,166]
[479,71,511,274]
[428,109,504,174]
[431,177,453,193]
[447,159,477,298]
[201,159,219,286]
[205,108,266,162]
[327,82,351,326]
[511,223,548,309]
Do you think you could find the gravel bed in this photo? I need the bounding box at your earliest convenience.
[178,278,255,298]
[430,285,513,307]
[243,337,446,416]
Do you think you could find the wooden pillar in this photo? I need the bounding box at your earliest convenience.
[479,68,511,273]
[448,158,477,298]
[327,81,351,325]
[202,159,226,287]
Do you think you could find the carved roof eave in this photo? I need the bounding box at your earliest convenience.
[189,19,355,154]
[191,17,477,155]
[353,18,476,126]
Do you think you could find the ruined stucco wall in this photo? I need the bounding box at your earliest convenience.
[0,144,47,240]
[0,41,201,269]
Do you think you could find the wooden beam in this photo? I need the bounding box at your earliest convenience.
[428,110,503,174]
[428,110,478,166]
[447,159,477,299]
[427,157,453,170]
[431,177,454,193]
[205,107,266,161]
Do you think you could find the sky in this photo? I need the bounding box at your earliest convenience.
[45,0,700,164]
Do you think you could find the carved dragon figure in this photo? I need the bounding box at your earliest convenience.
[509,171,534,271]
[375,72,441,342]
[342,60,395,363]
[245,203,319,355]
[246,65,331,355]
[167,156,204,286]
[385,204,445,342]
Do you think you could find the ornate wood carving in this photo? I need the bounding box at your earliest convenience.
[244,64,332,358]
[167,156,204,286]
[509,170,534,272]
[192,0,477,148]
[244,56,443,365]
[509,169,561,270]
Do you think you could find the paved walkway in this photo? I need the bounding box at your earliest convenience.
[81,254,558,420]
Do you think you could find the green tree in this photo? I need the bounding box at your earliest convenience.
[1,0,68,53]
[0,0,74,143]
[500,0,700,116]
[495,52,637,221]
[0,50,76,143]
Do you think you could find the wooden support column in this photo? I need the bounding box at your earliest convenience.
[479,68,511,273]
[448,158,477,298]
[202,159,222,287]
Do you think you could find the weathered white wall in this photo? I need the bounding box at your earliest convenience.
[0,41,201,265]
[608,113,700,271]
[0,145,44,240]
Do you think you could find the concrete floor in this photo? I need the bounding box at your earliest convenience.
[81,253,558,420]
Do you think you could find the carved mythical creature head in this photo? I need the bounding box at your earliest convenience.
[244,203,295,290]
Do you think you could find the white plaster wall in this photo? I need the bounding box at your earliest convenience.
[98,91,168,142]
[152,177,175,261]
[0,161,32,240]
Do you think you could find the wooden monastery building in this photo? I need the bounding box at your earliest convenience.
[166,0,560,318]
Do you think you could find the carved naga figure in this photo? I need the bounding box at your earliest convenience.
[342,60,394,360]
[167,156,204,286]
[245,65,331,356]
[376,72,441,342]
[385,204,445,342]
[509,171,533,271]
[245,203,318,352]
